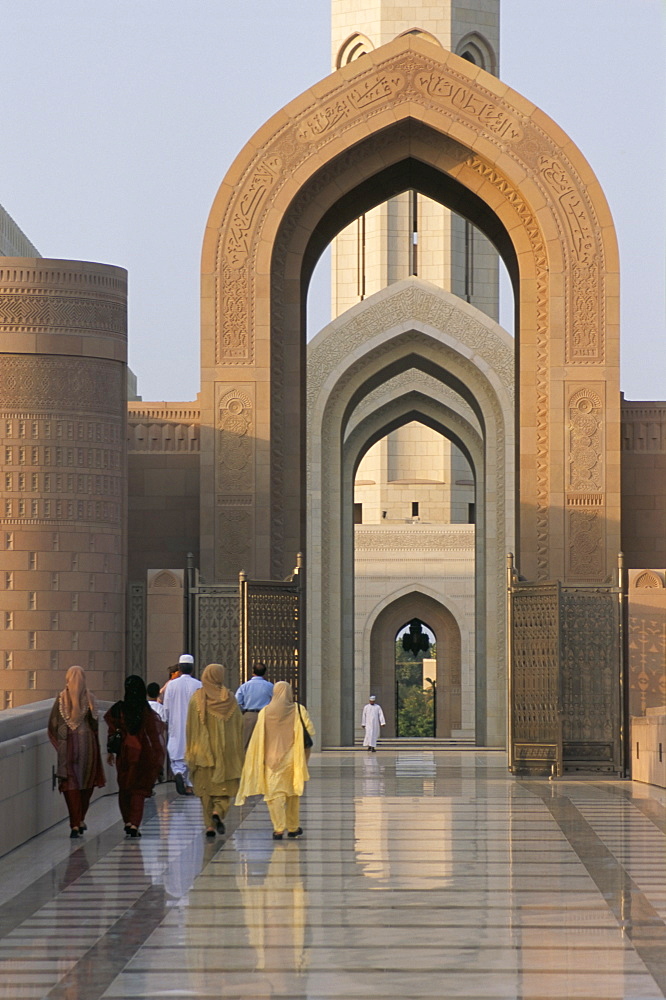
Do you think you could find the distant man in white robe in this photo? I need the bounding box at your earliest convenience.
[361,695,385,752]
[162,654,202,794]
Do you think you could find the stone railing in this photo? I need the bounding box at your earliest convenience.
[0,699,118,857]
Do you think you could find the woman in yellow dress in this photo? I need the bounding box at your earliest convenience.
[185,663,244,838]
[236,680,315,839]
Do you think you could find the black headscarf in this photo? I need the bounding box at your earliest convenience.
[122,675,148,735]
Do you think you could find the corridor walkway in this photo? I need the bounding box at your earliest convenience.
[0,751,665,999]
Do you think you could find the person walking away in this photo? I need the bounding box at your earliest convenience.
[158,664,180,702]
[147,682,167,722]
[186,663,244,838]
[235,661,274,750]
[147,682,167,783]
[236,680,315,840]
[162,656,202,794]
[48,665,106,838]
[105,675,166,837]
[361,695,385,752]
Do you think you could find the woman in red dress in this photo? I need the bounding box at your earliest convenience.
[48,665,106,838]
[105,675,166,838]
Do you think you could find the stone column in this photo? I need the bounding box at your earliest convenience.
[0,259,127,707]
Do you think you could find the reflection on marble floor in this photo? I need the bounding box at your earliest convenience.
[0,751,665,999]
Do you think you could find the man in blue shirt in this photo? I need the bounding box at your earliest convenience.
[236,662,274,750]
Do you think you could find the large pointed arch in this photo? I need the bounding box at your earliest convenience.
[201,34,619,593]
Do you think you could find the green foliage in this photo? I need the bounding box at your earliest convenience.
[396,661,434,737]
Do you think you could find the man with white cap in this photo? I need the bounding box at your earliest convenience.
[361,695,385,752]
[162,654,202,794]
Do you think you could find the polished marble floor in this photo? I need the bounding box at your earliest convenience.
[1,751,665,999]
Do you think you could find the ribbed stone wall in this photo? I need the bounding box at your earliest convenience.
[0,259,127,707]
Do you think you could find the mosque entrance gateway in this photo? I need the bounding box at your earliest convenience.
[201,36,621,765]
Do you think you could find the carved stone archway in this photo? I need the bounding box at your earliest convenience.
[202,35,619,597]
[368,590,463,739]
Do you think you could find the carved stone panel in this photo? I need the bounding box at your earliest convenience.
[128,582,146,678]
[215,384,255,580]
[216,385,254,494]
[566,386,605,581]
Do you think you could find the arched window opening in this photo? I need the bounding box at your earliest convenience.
[336,32,374,68]
[395,619,437,737]
[455,31,497,76]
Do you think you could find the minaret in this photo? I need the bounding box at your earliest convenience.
[330,0,500,321]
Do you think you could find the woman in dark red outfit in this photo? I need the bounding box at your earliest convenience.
[49,665,106,838]
[105,675,165,838]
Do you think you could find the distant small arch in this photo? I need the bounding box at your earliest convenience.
[634,570,663,589]
[456,31,497,75]
[396,28,442,48]
[152,570,179,589]
[336,32,374,68]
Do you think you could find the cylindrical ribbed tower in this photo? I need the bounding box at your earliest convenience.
[0,259,127,707]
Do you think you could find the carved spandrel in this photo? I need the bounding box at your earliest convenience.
[414,72,523,141]
[224,158,282,269]
[297,73,406,142]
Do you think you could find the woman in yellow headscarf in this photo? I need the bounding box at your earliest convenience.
[185,663,244,838]
[236,680,315,839]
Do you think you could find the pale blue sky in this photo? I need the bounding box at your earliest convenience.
[1,0,664,401]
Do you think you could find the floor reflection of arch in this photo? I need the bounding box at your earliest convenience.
[307,278,514,747]
[368,590,462,739]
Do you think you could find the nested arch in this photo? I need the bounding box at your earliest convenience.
[202,34,619,594]
[367,590,463,739]
[307,278,514,746]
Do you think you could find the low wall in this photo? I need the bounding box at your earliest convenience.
[0,699,118,858]
[631,708,666,789]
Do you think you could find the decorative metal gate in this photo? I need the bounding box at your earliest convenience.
[188,579,241,688]
[187,555,304,700]
[508,554,623,776]
[239,555,305,702]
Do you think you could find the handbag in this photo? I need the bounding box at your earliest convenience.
[297,703,313,749]
[107,729,122,755]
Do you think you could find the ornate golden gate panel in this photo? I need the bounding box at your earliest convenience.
[239,561,304,702]
[508,557,623,775]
